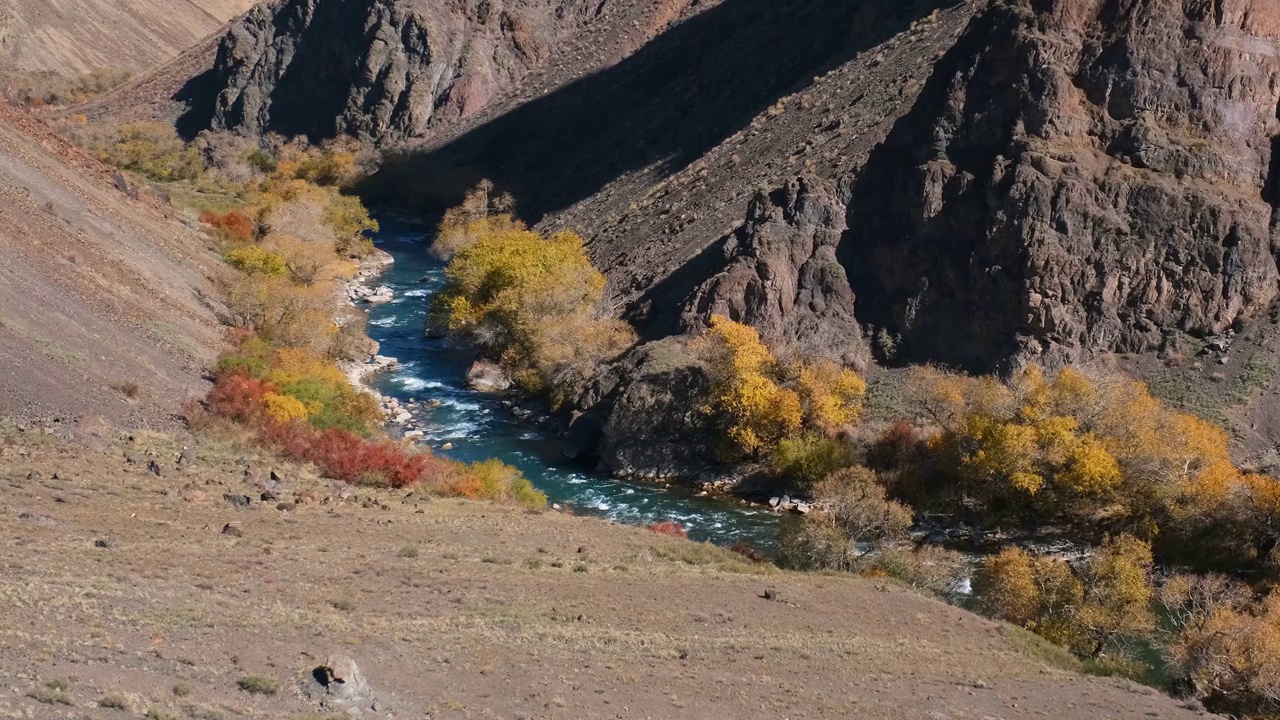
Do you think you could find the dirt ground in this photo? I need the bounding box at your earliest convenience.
[0,423,1214,720]
[0,104,224,429]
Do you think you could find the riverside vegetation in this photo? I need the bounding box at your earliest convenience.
[76,122,545,508]
[426,184,1280,718]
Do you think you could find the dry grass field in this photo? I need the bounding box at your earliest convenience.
[0,422,1213,719]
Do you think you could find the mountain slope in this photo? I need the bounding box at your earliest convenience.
[841,0,1280,371]
[0,104,224,426]
[0,0,259,76]
[186,0,712,142]
[199,0,1280,374]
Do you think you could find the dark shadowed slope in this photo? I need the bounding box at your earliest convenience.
[367,0,958,221]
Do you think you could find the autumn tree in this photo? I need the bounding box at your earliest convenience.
[264,234,344,286]
[695,315,804,458]
[1162,575,1280,716]
[975,547,1085,648]
[224,246,287,277]
[324,194,379,257]
[777,466,912,571]
[910,364,1250,545]
[818,466,913,548]
[222,274,336,355]
[521,309,635,409]
[975,536,1156,659]
[433,180,521,260]
[790,358,867,433]
[431,203,636,401]
[1074,535,1157,658]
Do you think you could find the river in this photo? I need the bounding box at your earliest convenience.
[360,219,782,548]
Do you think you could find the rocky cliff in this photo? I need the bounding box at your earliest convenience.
[156,0,1280,372]
[682,175,866,367]
[841,0,1280,371]
[198,0,689,142]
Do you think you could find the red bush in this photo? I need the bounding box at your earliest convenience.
[729,541,768,563]
[206,372,274,423]
[867,420,921,471]
[200,210,255,244]
[257,421,452,489]
[648,521,688,538]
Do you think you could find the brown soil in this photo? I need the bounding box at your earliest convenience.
[0,103,224,427]
[0,424,1213,719]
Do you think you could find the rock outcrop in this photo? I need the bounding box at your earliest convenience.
[682,175,866,366]
[572,337,716,479]
[842,0,1280,371]
[202,0,619,142]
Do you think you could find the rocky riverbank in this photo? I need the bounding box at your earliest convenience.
[338,249,444,447]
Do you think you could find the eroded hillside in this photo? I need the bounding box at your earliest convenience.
[0,104,225,426]
[0,0,259,77]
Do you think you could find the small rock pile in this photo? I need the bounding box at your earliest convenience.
[768,495,813,515]
[347,283,394,304]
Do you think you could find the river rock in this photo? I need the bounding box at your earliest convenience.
[466,360,512,393]
[364,286,394,304]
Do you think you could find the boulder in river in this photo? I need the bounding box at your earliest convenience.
[466,360,512,393]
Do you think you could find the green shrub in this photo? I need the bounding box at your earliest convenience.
[92,122,202,182]
[450,459,547,509]
[236,675,278,695]
[770,434,855,493]
[225,246,288,277]
[324,194,378,257]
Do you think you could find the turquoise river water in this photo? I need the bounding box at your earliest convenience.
[362,220,781,548]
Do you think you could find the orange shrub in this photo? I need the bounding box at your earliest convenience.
[200,210,256,245]
[648,521,689,538]
[206,373,275,423]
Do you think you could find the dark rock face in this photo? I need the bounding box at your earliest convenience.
[682,175,866,366]
[842,0,1280,371]
[578,338,716,479]
[203,0,605,141]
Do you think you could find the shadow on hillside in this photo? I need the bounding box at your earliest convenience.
[362,0,957,221]
[839,3,1022,373]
